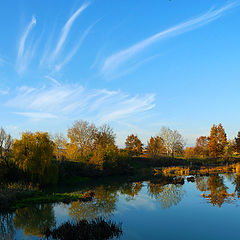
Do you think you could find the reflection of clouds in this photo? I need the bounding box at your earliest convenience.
[118,192,157,212]
[54,204,70,219]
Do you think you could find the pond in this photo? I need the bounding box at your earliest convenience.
[1,172,240,240]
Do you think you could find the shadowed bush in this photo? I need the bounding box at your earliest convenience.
[44,217,122,240]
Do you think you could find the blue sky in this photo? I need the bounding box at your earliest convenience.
[0,0,240,146]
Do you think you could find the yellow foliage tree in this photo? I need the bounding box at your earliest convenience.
[12,132,58,184]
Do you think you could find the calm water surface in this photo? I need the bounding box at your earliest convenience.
[1,173,240,240]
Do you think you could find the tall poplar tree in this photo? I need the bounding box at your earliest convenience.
[208,123,227,157]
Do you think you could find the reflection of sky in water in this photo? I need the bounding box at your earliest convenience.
[2,174,240,240]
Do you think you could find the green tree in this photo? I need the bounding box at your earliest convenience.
[125,134,143,156]
[208,123,227,157]
[12,132,58,184]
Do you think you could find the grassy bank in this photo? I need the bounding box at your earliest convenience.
[0,182,94,211]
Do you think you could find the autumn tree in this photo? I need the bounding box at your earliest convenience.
[53,133,66,161]
[67,120,97,159]
[159,127,185,157]
[0,127,12,168]
[94,124,116,148]
[146,136,165,158]
[234,131,240,154]
[195,136,209,158]
[224,140,235,158]
[208,123,227,157]
[125,134,143,156]
[185,147,195,159]
[12,132,58,184]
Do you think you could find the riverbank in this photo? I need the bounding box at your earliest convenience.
[0,183,95,211]
[1,157,240,211]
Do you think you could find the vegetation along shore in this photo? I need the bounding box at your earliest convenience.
[1,120,240,210]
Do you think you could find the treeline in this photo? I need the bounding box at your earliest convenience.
[185,123,240,159]
[0,121,239,185]
[0,121,130,185]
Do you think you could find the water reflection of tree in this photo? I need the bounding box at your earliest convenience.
[14,204,56,238]
[234,164,240,198]
[234,174,240,198]
[147,182,184,209]
[69,185,118,221]
[196,175,235,207]
[0,212,15,240]
[119,182,143,201]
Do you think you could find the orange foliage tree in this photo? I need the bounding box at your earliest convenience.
[208,123,227,157]
[146,136,165,158]
[125,134,143,156]
[184,147,195,159]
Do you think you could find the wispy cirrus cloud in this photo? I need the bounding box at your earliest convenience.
[55,20,97,71]
[15,112,57,120]
[51,2,90,60]
[6,84,155,122]
[0,88,9,95]
[101,1,239,78]
[17,16,37,74]
[45,75,61,86]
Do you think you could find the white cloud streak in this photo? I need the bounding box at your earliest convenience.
[17,16,37,74]
[45,75,61,86]
[52,2,90,60]
[6,84,155,122]
[15,112,57,120]
[18,16,36,59]
[55,21,96,71]
[101,1,239,78]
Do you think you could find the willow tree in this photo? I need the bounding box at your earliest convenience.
[12,132,58,184]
